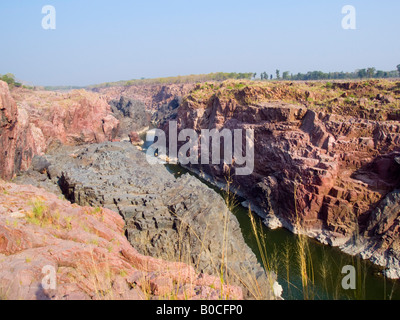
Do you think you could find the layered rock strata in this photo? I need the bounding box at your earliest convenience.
[163,84,400,278]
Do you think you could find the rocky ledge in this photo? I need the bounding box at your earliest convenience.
[15,142,281,300]
[0,180,243,300]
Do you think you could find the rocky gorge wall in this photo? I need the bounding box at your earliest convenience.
[0,81,120,180]
[156,81,400,278]
[92,83,195,113]
[108,96,151,140]
[2,78,399,300]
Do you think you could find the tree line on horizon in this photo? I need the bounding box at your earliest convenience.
[87,72,255,89]
[258,65,400,81]
[3,66,400,92]
[89,66,400,89]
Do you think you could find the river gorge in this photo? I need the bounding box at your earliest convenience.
[166,162,400,300]
[1,79,399,300]
[141,132,400,300]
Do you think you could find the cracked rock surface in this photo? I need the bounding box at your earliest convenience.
[16,142,279,299]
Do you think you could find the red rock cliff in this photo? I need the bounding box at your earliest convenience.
[166,80,400,277]
[0,82,120,180]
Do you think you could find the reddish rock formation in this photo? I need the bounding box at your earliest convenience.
[161,81,400,277]
[0,82,120,180]
[0,81,19,180]
[128,131,143,146]
[0,181,242,300]
[11,87,120,147]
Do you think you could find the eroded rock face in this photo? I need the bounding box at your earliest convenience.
[109,96,151,140]
[12,88,120,147]
[165,88,400,277]
[0,82,46,180]
[0,181,243,300]
[93,84,195,113]
[0,83,120,180]
[0,81,19,180]
[151,96,182,126]
[340,189,400,278]
[16,142,279,300]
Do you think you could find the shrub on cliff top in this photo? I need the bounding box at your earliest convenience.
[0,73,22,88]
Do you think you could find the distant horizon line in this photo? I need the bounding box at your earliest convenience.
[3,67,399,89]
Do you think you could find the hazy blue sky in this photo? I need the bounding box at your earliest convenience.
[0,0,399,86]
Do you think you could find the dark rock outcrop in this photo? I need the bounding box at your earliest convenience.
[109,96,151,139]
[93,84,195,113]
[151,96,182,126]
[17,142,280,299]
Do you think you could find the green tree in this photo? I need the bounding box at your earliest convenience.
[0,73,21,87]
[1,73,15,85]
[375,70,385,78]
[260,72,268,81]
[397,64,400,77]
[367,67,376,78]
[276,69,280,80]
[282,71,290,80]
[357,69,367,79]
